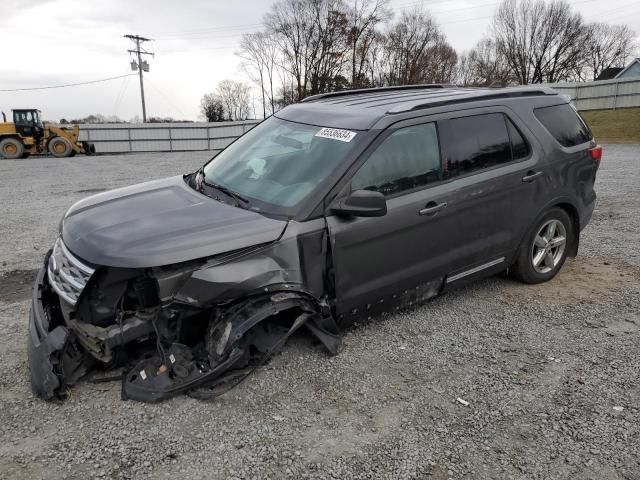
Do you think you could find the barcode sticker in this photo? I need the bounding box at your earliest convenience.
[315,128,357,143]
[169,354,176,364]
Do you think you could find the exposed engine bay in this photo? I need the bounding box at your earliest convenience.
[29,233,341,403]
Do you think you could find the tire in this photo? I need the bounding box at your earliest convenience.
[511,207,573,284]
[0,138,25,159]
[82,141,96,155]
[48,136,73,157]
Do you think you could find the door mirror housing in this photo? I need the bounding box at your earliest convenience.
[331,189,387,217]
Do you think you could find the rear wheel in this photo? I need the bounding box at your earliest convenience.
[0,138,25,159]
[512,208,573,284]
[48,136,73,157]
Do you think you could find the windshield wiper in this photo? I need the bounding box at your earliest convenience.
[194,167,250,207]
[205,180,250,206]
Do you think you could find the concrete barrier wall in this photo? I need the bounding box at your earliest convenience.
[77,120,260,154]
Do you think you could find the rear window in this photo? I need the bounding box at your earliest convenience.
[534,104,592,147]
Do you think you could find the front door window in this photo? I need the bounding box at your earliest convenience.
[351,123,441,196]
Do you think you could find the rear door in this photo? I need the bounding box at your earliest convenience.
[436,109,545,281]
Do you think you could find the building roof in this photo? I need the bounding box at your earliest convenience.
[614,58,640,79]
[276,85,557,130]
[596,67,624,81]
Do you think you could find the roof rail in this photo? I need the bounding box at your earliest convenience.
[301,84,450,103]
[391,88,557,114]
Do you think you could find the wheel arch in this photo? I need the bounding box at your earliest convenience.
[0,133,23,141]
[209,288,339,360]
[552,202,580,257]
[515,198,581,262]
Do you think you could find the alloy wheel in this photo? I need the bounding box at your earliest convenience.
[531,219,567,274]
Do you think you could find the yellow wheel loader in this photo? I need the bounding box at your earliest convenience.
[0,109,95,159]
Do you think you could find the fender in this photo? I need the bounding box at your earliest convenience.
[514,196,581,260]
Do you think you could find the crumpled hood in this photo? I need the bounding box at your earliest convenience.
[61,175,287,268]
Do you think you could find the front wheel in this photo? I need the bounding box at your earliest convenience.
[511,208,573,284]
[48,136,73,157]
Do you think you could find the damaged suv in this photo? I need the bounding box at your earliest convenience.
[28,85,600,402]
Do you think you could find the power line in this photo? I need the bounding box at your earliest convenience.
[112,73,132,117]
[160,45,238,54]
[144,77,190,119]
[152,23,262,38]
[0,74,136,92]
[154,23,263,39]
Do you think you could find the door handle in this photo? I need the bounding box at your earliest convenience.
[419,201,448,216]
[522,171,544,183]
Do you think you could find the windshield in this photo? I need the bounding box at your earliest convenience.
[203,117,363,212]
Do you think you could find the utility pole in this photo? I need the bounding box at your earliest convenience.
[124,34,153,122]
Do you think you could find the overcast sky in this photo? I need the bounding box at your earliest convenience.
[1,0,639,122]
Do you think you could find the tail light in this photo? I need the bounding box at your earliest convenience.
[589,145,602,166]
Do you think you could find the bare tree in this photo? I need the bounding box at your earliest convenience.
[581,23,636,80]
[423,40,458,83]
[214,80,252,121]
[307,3,350,95]
[457,38,515,86]
[365,31,388,86]
[382,8,443,85]
[346,0,390,88]
[265,0,319,101]
[493,0,588,84]
[456,53,475,87]
[265,0,352,100]
[238,32,279,118]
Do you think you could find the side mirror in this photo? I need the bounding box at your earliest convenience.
[331,189,387,217]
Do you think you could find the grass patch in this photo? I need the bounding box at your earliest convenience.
[581,107,640,144]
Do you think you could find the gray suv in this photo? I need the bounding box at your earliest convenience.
[28,85,601,402]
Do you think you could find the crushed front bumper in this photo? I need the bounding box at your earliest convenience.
[27,264,86,400]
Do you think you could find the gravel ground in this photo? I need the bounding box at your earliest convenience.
[0,146,638,480]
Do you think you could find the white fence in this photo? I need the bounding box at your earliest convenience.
[76,79,639,155]
[78,120,260,154]
[544,77,640,111]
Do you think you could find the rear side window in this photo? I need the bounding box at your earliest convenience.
[444,113,513,179]
[534,104,592,147]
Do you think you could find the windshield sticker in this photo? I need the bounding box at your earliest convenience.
[315,127,357,143]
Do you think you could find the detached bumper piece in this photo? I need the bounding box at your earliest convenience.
[28,265,88,400]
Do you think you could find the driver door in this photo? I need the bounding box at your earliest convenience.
[326,121,465,321]
[13,111,36,137]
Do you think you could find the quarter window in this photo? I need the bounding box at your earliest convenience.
[352,123,441,196]
[534,103,592,147]
[444,113,512,179]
